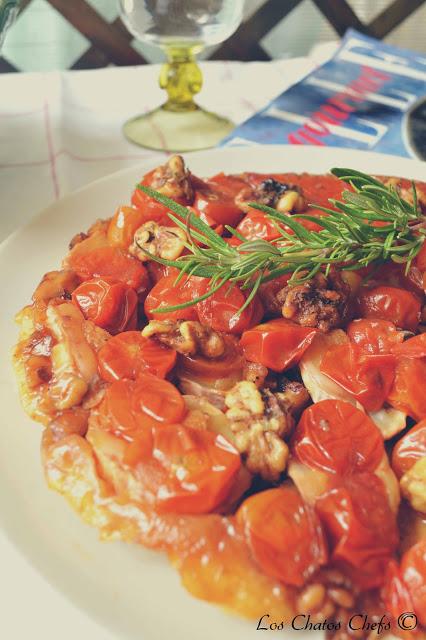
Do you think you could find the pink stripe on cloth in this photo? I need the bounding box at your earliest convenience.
[43,101,60,200]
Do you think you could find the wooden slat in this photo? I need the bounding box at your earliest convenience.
[368,0,426,38]
[312,0,368,36]
[71,16,147,70]
[45,0,145,66]
[211,0,304,61]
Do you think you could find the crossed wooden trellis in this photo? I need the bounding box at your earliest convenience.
[0,0,425,72]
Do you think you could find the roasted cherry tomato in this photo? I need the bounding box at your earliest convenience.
[392,419,426,478]
[347,319,404,355]
[388,357,426,421]
[357,286,421,332]
[72,277,137,334]
[400,540,426,626]
[194,186,243,227]
[178,335,245,380]
[237,487,328,587]
[316,473,398,589]
[383,560,414,622]
[320,342,395,412]
[292,399,384,476]
[236,211,283,242]
[131,169,182,219]
[240,318,318,372]
[392,333,426,358]
[144,273,202,322]
[151,423,241,513]
[67,235,149,292]
[98,331,176,381]
[193,173,246,227]
[196,282,263,335]
[103,374,186,433]
[107,205,156,249]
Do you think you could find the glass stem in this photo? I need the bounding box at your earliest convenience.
[159,45,203,113]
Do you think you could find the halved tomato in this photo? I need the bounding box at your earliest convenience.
[392,333,426,358]
[240,318,318,372]
[144,273,202,322]
[320,342,395,412]
[357,286,421,332]
[400,540,426,626]
[196,282,263,335]
[98,331,177,381]
[392,419,426,478]
[152,424,241,513]
[72,277,138,334]
[347,318,403,355]
[292,399,384,476]
[237,487,328,587]
[67,236,149,292]
[388,357,426,421]
[316,473,398,589]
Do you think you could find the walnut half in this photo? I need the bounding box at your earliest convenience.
[130,221,187,263]
[225,381,293,482]
[142,319,226,358]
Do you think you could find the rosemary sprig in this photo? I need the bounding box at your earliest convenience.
[138,169,426,313]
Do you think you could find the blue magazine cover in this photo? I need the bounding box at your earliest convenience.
[224,29,426,159]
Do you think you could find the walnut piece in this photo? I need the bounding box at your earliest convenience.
[129,221,186,262]
[142,319,225,358]
[150,154,194,204]
[224,380,293,481]
[400,457,426,513]
[236,178,306,214]
[281,270,350,332]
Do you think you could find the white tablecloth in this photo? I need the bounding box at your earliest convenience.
[0,56,319,640]
[0,58,320,242]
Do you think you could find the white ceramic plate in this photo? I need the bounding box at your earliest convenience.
[1,145,425,640]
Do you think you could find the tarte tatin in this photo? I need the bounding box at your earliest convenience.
[13,155,426,638]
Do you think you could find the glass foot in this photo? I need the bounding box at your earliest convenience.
[123,105,234,152]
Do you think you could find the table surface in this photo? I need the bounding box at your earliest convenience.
[0,55,321,640]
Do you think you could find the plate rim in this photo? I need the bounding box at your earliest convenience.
[2,143,426,640]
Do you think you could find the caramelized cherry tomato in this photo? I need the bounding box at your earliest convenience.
[131,169,181,219]
[292,400,384,475]
[392,333,426,358]
[103,374,186,432]
[196,282,263,335]
[316,473,398,589]
[236,211,283,242]
[193,173,246,227]
[357,286,421,332]
[194,185,243,227]
[98,331,176,381]
[152,424,241,513]
[400,541,426,626]
[72,277,137,334]
[392,419,426,478]
[388,357,426,421]
[144,273,201,322]
[383,560,414,621]
[237,487,328,587]
[68,237,149,292]
[347,319,403,354]
[320,343,395,412]
[240,319,318,372]
[107,205,154,249]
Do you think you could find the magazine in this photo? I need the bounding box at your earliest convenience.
[224,29,426,159]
